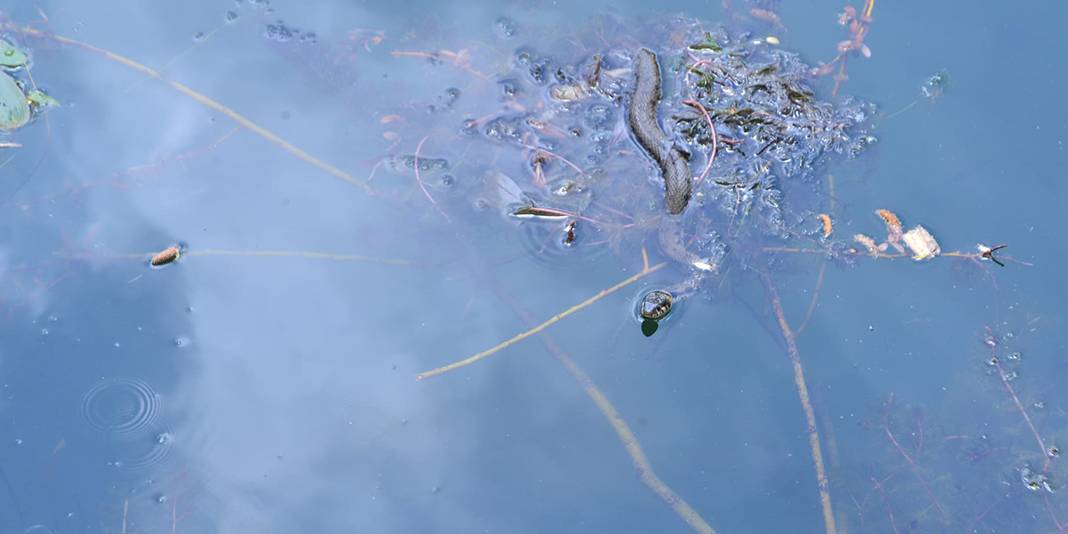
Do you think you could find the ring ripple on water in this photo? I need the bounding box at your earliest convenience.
[79,377,162,436]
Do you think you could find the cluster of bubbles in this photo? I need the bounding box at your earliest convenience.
[265,20,317,44]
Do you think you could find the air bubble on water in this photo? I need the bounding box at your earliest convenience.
[494,17,517,39]
[173,336,190,348]
[430,485,441,494]
[225,11,239,23]
[192,32,206,43]
[155,432,172,445]
[14,438,23,445]
[155,493,168,504]
[1007,351,1022,361]
[40,328,49,336]
[921,70,948,100]
[1003,371,1018,382]
[1034,400,1046,409]
[985,356,998,367]
[48,314,59,322]
[1021,466,1055,493]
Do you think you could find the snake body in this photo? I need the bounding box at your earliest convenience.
[628,48,692,215]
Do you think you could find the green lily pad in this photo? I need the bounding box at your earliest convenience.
[26,89,59,109]
[0,71,30,130]
[0,39,28,68]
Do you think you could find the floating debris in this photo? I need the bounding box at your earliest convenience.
[549,84,587,102]
[853,233,882,256]
[1021,466,1055,493]
[922,70,949,100]
[875,209,905,253]
[688,31,722,52]
[150,246,182,267]
[510,205,571,220]
[765,36,781,45]
[817,213,833,238]
[902,225,940,260]
[562,220,577,246]
[26,89,59,110]
[977,243,1007,267]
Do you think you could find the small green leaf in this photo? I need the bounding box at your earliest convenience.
[640,318,659,337]
[26,89,59,109]
[689,32,722,52]
[0,39,28,68]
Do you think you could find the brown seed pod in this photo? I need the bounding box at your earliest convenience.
[817,213,833,238]
[874,208,901,231]
[150,246,181,267]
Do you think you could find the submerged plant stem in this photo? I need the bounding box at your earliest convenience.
[762,272,838,534]
[416,262,666,380]
[57,249,410,265]
[486,266,716,534]
[413,135,451,222]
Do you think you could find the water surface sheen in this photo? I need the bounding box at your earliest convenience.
[0,1,1066,533]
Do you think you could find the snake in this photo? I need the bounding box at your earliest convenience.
[627,47,693,215]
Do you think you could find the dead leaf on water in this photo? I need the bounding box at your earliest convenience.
[902,225,940,260]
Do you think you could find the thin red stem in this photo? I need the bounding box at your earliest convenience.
[682,99,718,189]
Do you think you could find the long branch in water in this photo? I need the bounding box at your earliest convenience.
[416,262,666,380]
[9,25,372,193]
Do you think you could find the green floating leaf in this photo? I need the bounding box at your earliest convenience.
[26,89,59,109]
[689,32,722,52]
[0,39,28,68]
[0,71,29,130]
[641,318,659,337]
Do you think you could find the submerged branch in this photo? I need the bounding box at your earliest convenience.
[417,262,666,380]
[10,25,372,193]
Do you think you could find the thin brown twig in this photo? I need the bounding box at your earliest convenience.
[9,25,372,193]
[494,285,715,534]
[390,49,490,81]
[515,141,587,176]
[795,261,827,336]
[416,262,666,379]
[988,340,1053,470]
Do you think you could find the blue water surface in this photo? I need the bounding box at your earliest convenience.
[0,1,1066,533]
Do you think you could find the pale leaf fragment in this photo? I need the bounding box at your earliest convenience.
[902,225,940,261]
